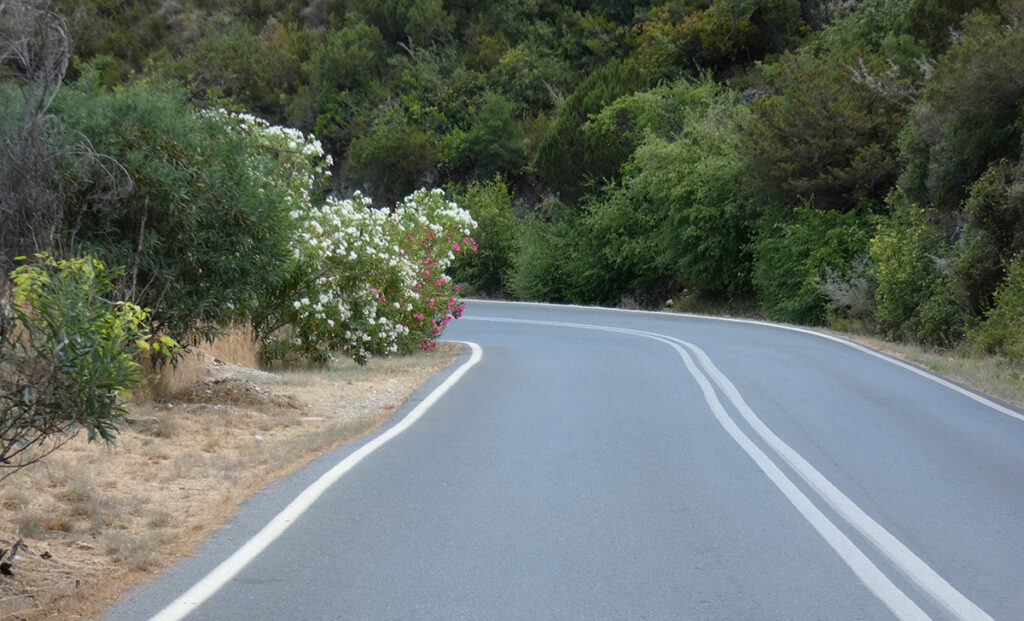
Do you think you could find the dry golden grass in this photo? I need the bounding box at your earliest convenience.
[142,324,259,401]
[0,331,458,621]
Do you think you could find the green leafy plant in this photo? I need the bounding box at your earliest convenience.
[743,46,905,212]
[899,7,1024,212]
[449,177,520,297]
[753,206,875,325]
[968,254,1024,364]
[348,102,441,205]
[54,79,303,346]
[508,203,582,303]
[535,58,653,204]
[0,253,173,480]
[869,202,966,345]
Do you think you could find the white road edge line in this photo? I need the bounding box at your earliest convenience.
[469,299,1024,423]
[468,316,994,620]
[147,342,484,621]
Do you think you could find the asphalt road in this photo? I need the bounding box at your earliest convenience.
[106,301,1024,620]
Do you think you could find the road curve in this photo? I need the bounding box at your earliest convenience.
[106,301,1024,620]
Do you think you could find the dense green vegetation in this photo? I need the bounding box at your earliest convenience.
[6,0,1024,372]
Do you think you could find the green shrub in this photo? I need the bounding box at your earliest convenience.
[348,102,441,204]
[753,207,875,325]
[899,9,1024,212]
[743,46,905,212]
[869,202,966,345]
[0,254,171,480]
[486,43,574,116]
[54,78,300,346]
[968,255,1024,364]
[456,94,526,181]
[955,156,1024,314]
[508,204,581,303]
[625,78,755,299]
[449,177,519,296]
[571,184,668,307]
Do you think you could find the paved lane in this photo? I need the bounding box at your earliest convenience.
[107,301,1024,620]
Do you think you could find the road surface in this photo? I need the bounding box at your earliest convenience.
[106,301,1024,620]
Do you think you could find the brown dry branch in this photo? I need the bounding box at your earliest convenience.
[0,0,130,272]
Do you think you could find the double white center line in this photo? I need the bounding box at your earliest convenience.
[471,317,993,621]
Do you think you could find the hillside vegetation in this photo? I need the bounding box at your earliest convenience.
[41,0,1024,357]
[3,0,1024,473]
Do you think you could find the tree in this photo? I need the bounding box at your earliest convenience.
[743,46,905,211]
[967,254,1024,364]
[707,0,814,54]
[535,57,653,204]
[753,207,875,324]
[508,201,584,303]
[870,200,966,345]
[458,94,526,181]
[352,0,454,47]
[486,43,574,115]
[891,0,999,55]
[54,0,169,86]
[626,78,756,299]
[154,14,309,125]
[899,8,1024,213]
[0,0,126,275]
[305,21,389,155]
[348,102,441,204]
[449,176,519,296]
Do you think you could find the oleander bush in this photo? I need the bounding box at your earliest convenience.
[0,254,173,479]
[258,188,475,365]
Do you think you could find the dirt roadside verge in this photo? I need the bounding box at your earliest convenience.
[0,343,459,620]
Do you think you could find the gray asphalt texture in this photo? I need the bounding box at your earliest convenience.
[105,301,1024,620]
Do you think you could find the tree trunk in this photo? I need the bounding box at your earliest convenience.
[749,6,788,54]
[799,0,821,32]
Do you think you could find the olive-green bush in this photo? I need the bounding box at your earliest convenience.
[968,255,1024,364]
[753,207,875,325]
[869,203,966,345]
[0,254,170,479]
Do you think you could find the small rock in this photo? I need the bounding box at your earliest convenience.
[253,434,263,441]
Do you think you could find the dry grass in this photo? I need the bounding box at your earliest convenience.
[143,324,259,401]
[0,331,458,621]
